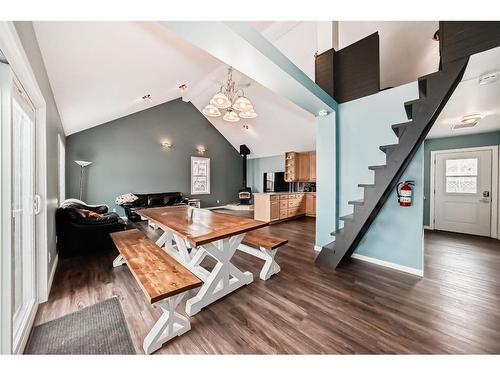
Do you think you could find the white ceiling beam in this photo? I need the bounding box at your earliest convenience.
[158,21,337,116]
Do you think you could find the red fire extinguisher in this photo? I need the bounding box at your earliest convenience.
[396,180,415,207]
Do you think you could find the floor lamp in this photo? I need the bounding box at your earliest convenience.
[75,160,92,201]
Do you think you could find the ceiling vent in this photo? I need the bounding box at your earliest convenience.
[452,114,482,130]
[479,72,498,85]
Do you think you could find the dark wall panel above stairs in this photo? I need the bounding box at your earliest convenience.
[440,21,500,65]
[315,48,335,99]
[334,32,380,103]
[315,32,380,103]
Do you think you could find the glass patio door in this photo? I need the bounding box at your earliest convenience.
[11,80,37,349]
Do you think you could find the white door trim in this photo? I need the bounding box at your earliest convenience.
[429,145,499,239]
[0,21,48,354]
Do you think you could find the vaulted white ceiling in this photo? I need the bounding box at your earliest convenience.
[33,21,222,135]
[428,46,500,139]
[33,21,316,158]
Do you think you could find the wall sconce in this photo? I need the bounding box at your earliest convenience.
[196,146,207,155]
[162,141,173,150]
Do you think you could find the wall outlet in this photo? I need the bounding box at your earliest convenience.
[113,208,116,213]
[48,251,51,263]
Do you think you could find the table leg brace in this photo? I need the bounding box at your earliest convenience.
[143,292,191,354]
[237,244,281,280]
[113,254,126,267]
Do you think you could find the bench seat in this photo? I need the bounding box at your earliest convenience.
[111,229,201,354]
[238,228,288,280]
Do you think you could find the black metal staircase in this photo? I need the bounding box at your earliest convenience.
[315,57,469,270]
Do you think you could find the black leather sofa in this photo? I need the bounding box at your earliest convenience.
[56,199,126,258]
[120,192,188,221]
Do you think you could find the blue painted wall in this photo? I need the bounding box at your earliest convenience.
[423,131,500,225]
[355,146,424,270]
[337,82,419,215]
[336,82,424,271]
[247,155,285,193]
[316,113,336,247]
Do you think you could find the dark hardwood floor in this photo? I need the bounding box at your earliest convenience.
[34,216,500,354]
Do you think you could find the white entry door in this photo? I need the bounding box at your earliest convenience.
[434,149,492,236]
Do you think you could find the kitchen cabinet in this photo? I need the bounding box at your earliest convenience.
[306,193,316,216]
[309,151,316,181]
[285,151,316,182]
[254,193,307,223]
[285,152,297,182]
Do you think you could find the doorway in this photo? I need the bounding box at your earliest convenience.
[430,146,499,237]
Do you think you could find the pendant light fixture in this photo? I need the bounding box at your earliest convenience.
[222,109,240,122]
[202,104,221,117]
[202,67,257,123]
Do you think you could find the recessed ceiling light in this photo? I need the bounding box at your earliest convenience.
[142,94,152,103]
[479,72,498,85]
[452,114,482,130]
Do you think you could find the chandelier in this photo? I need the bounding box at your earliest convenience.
[202,67,257,122]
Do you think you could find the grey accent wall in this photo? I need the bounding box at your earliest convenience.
[66,99,243,214]
[14,22,65,276]
[423,131,500,225]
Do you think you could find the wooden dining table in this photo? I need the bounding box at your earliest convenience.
[137,206,268,316]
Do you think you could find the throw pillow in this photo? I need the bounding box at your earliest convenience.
[115,193,139,205]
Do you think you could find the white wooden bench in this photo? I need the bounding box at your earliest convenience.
[110,229,202,354]
[237,229,288,280]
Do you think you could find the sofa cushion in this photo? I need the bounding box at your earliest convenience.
[147,195,164,206]
[164,194,182,205]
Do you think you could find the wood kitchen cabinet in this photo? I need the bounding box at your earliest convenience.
[285,150,316,182]
[285,152,297,182]
[254,193,307,223]
[306,193,316,216]
[309,151,316,181]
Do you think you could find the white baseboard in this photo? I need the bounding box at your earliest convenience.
[46,254,59,299]
[314,245,322,252]
[351,253,423,277]
[423,225,433,230]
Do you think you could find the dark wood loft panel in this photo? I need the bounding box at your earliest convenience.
[440,21,500,65]
[315,48,335,99]
[334,32,380,103]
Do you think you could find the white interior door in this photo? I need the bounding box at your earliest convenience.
[434,149,492,236]
[11,80,37,351]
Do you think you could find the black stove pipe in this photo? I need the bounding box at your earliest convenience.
[239,144,250,188]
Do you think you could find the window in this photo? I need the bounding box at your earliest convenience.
[445,158,478,194]
[191,157,210,194]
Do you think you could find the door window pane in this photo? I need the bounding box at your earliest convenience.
[446,158,477,176]
[11,91,36,343]
[445,157,478,194]
[446,176,477,194]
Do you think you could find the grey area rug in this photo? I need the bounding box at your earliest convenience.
[25,297,136,354]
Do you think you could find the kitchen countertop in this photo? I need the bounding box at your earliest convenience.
[253,192,316,195]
